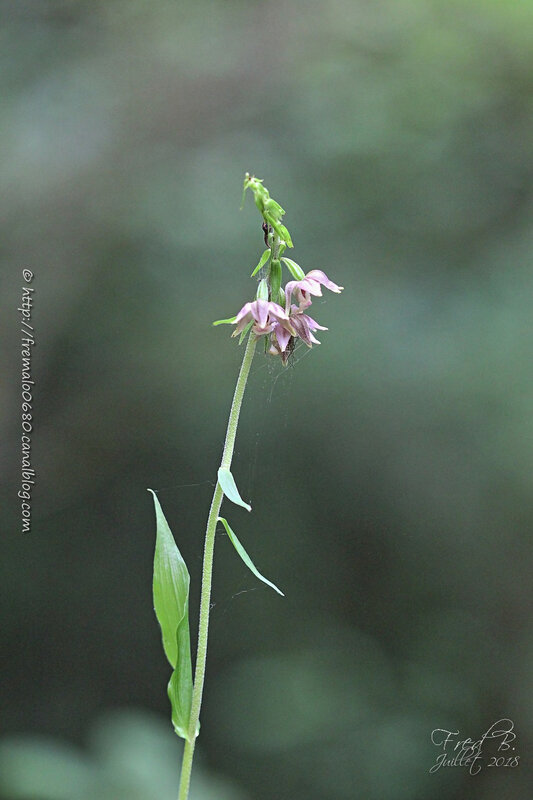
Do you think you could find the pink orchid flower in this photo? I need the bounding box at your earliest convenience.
[285,269,344,311]
[232,299,295,338]
[269,303,328,364]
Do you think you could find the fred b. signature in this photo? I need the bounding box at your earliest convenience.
[430,719,520,775]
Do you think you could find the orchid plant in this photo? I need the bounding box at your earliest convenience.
[149,174,343,800]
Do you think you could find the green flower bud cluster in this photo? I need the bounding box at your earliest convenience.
[242,173,300,309]
[242,173,293,248]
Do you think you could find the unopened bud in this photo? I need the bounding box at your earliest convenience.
[256,279,269,301]
[270,259,282,303]
[263,198,285,222]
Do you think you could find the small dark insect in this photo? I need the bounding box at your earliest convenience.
[262,222,271,248]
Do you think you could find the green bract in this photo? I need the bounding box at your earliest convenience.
[238,319,254,344]
[251,249,271,277]
[218,517,284,596]
[281,257,306,281]
[217,467,252,512]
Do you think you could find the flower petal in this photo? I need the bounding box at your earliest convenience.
[284,281,298,310]
[252,299,271,329]
[234,302,254,324]
[232,312,253,336]
[252,321,274,336]
[267,301,290,321]
[299,278,323,296]
[273,322,292,352]
[291,314,314,346]
[300,313,328,331]
[305,270,344,293]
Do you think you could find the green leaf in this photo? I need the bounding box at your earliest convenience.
[251,249,271,277]
[217,467,252,512]
[281,257,306,281]
[149,490,193,740]
[218,517,284,596]
[167,613,195,739]
[213,316,237,326]
[238,320,254,345]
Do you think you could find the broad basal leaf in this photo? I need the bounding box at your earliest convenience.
[218,517,284,596]
[217,468,252,512]
[167,611,195,740]
[149,489,193,739]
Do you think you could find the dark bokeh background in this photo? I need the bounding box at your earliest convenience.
[2,1,533,798]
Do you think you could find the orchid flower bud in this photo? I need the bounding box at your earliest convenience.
[242,173,269,213]
[263,198,286,221]
[269,259,282,304]
[256,278,269,301]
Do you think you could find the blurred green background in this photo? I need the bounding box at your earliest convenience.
[2,1,533,798]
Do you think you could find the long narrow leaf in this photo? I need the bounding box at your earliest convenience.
[218,517,284,596]
[218,468,252,512]
[149,490,193,739]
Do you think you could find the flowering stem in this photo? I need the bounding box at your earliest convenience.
[177,331,258,800]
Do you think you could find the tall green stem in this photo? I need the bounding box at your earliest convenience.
[177,331,258,800]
